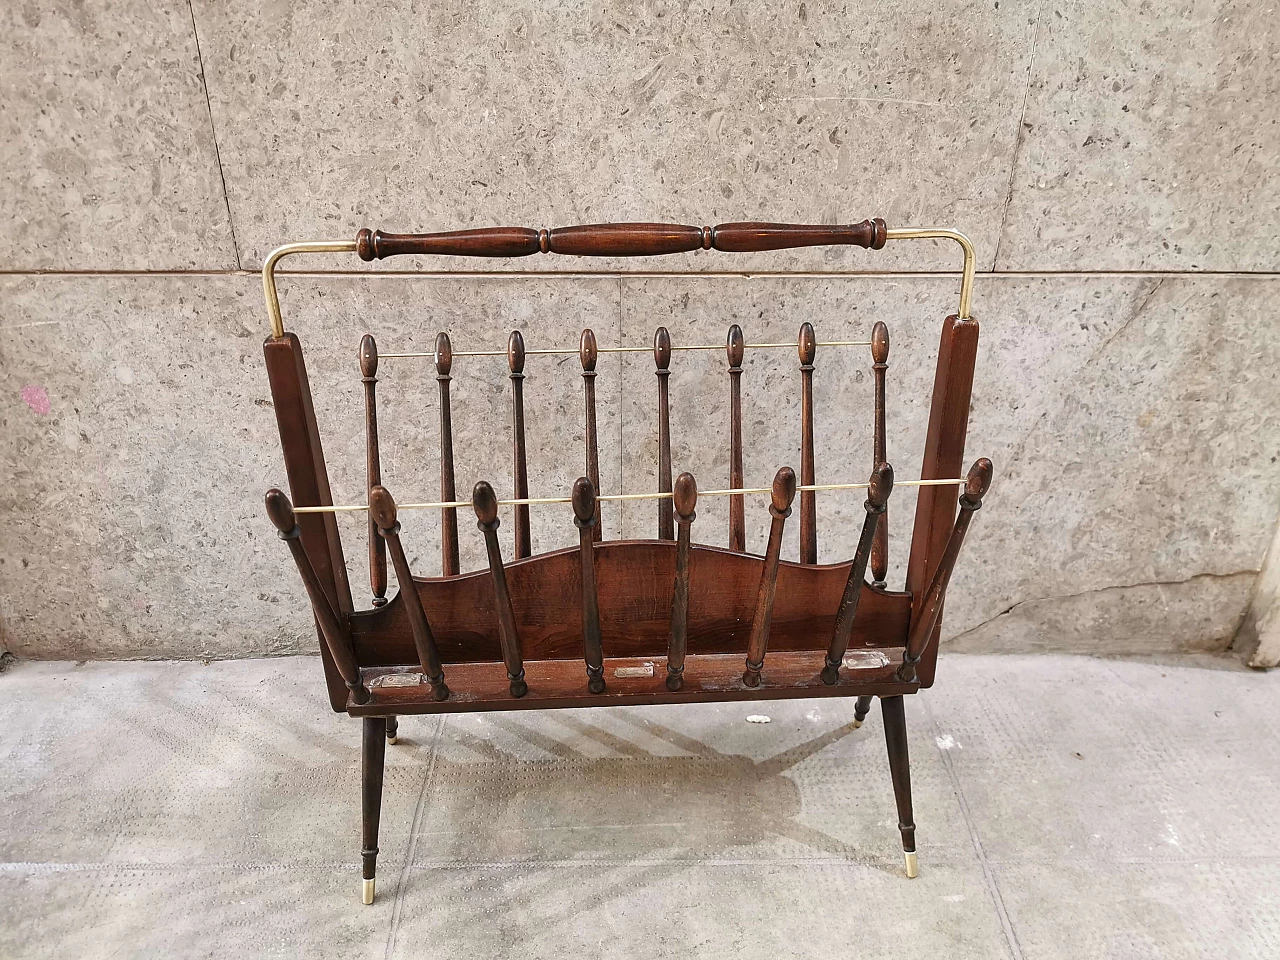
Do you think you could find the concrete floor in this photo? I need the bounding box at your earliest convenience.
[1,654,1278,959]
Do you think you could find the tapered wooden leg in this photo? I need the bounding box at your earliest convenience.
[362,717,387,903]
[385,715,399,744]
[880,696,917,878]
[853,695,873,728]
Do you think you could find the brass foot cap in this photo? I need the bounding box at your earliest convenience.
[851,719,863,729]
[362,878,375,904]
[904,851,919,879]
[386,735,398,745]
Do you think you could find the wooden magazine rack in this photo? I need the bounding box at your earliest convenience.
[259,219,991,903]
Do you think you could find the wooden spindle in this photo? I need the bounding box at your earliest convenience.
[436,332,460,576]
[265,489,369,704]
[580,329,603,542]
[742,467,797,687]
[899,458,992,683]
[666,472,697,691]
[572,477,606,693]
[798,322,817,564]
[821,463,894,685]
[727,324,746,552]
[871,321,890,587]
[359,335,388,606]
[655,326,674,540]
[508,330,531,559]
[473,480,527,697]
[369,486,449,701]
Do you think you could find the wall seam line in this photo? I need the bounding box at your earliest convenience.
[187,0,241,271]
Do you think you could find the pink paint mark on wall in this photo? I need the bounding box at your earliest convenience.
[21,384,51,415]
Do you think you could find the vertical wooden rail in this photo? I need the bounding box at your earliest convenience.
[369,486,450,701]
[654,326,674,540]
[798,322,818,564]
[870,321,890,587]
[359,335,388,605]
[742,467,797,687]
[436,332,460,576]
[508,330,531,558]
[727,324,746,552]
[665,471,697,691]
[264,489,369,704]
[821,463,893,684]
[572,477,606,693]
[473,481,528,697]
[361,716,386,903]
[579,329,603,542]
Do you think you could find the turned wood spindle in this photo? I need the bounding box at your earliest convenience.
[579,329,603,542]
[369,485,450,701]
[265,489,369,704]
[871,322,891,587]
[508,330,531,559]
[572,477,606,693]
[742,467,797,687]
[898,458,993,683]
[798,322,818,564]
[665,472,698,691]
[436,332,460,576]
[473,480,528,697]
[727,324,746,552]
[359,335,388,606]
[821,463,894,685]
[654,326,674,540]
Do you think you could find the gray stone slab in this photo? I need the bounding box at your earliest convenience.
[190,0,1037,271]
[996,0,1280,271]
[0,1,236,270]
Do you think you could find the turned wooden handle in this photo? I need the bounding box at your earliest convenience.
[356,220,888,260]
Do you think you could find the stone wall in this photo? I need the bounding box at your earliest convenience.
[2,1,1277,660]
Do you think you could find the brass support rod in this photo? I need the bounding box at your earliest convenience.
[882,227,976,320]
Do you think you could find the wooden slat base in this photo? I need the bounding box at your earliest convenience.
[348,648,917,716]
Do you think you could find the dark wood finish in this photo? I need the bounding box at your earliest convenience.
[579,329,603,542]
[822,463,893,685]
[905,315,980,688]
[385,715,398,742]
[356,219,887,261]
[361,716,386,891]
[473,481,528,697]
[265,489,369,704]
[665,472,697,691]
[871,321,890,587]
[881,696,916,859]
[899,459,991,683]
[727,324,746,552]
[369,486,449,701]
[436,332,460,577]
[798,322,817,564]
[263,333,354,712]
[507,330,531,559]
[854,695,873,726]
[742,467,797,687]
[572,477,606,693]
[359,335,388,606]
[654,326,674,540]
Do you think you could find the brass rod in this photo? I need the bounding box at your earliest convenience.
[378,340,872,361]
[262,240,359,339]
[882,227,975,319]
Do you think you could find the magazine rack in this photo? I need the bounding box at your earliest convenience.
[259,219,991,902]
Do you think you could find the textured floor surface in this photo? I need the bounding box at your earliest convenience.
[2,653,1278,959]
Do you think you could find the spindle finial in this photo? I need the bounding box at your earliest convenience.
[770,466,797,515]
[571,476,597,525]
[359,334,378,379]
[579,328,598,372]
[473,480,499,527]
[264,488,296,534]
[798,322,816,366]
[867,462,895,510]
[654,326,672,370]
[368,485,398,530]
[435,331,453,377]
[872,321,889,365]
[963,458,993,505]
[673,472,698,521]
[727,324,745,368]
[507,330,526,374]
